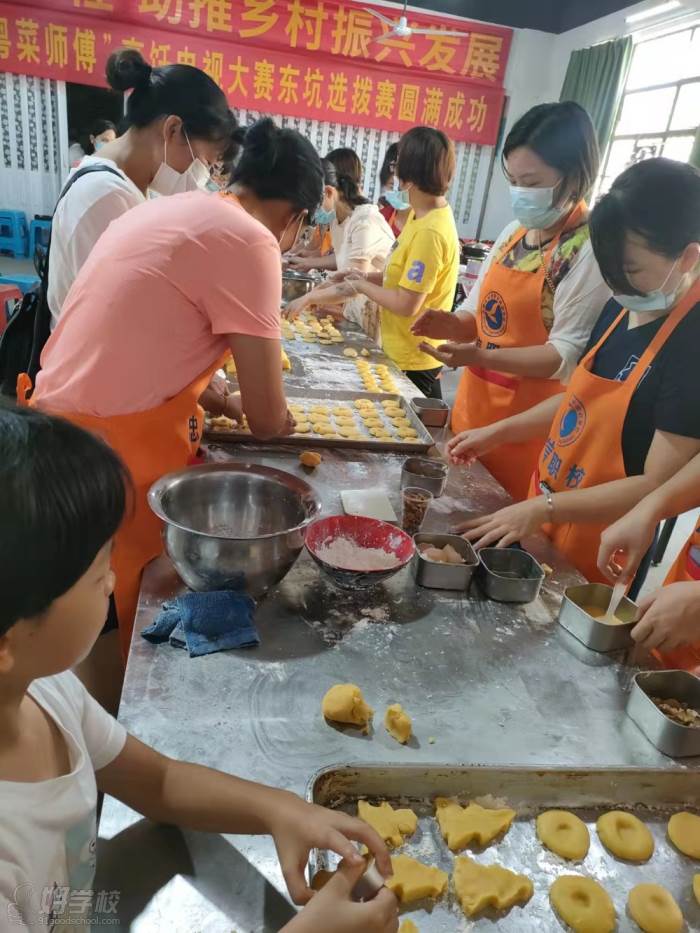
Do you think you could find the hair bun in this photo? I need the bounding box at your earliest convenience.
[106,49,152,92]
[243,118,280,167]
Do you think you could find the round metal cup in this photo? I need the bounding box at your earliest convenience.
[401,457,448,497]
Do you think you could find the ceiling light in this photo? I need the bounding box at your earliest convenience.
[626,1,682,23]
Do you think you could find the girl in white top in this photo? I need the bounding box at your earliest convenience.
[284,155,394,336]
[48,48,238,327]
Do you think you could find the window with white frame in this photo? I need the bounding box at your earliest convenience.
[598,25,700,194]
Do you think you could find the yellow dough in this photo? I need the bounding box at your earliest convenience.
[370,427,392,438]
[337,427,357,438]
[550,876,615,933]
[596,811,654,862]
[396,428,418,439]
[344,347,359,358]
[398,921,418,933]
[334,407,353,416]
[693,874,700,905]
[628,884,683,933]
[435,798,516,851]
[312,424,334,435]
[358,801,418,848]
[363,418,384,429]
[668,810,700,858]
[321,683,373,731]
[355,399,374,408]
[453,855,533,918]
[536,810,590,860]
[385,704,412,744]
[294,422,311,434]
[385,854,448,905]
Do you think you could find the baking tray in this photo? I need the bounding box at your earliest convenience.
[204,390,434,453]
[309,764,700,932]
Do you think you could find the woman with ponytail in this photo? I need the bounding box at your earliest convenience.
[28,118,322,707]
[48,48,238,326]
[284,149,394,338]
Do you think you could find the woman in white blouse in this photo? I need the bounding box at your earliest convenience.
[284,154,394,338]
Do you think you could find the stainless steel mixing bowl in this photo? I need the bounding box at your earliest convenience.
[148,463,321,595]
[282,269,322,304]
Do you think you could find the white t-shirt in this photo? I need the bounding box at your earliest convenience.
[330,203,395,273]
[460,220,611,383]
[47,156,145,327]
[330,203,395,328]
[0,672,127,932]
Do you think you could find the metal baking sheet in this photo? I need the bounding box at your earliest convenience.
[309,764,700,932]
[205,390,434,453]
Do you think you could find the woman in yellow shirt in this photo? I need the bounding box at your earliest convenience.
[346,127,460,397]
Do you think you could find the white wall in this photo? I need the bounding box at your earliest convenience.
[477,0,700,240]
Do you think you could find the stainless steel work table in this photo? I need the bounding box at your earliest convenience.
[96,439,696,932]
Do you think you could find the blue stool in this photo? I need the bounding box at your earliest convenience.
[0,210,28,258]
[0,273,40,295]
[28,218,51,261]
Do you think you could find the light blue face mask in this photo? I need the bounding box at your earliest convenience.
[509,184,567,230]
[94,140,106,151]
[614,259,681,313]
[313,207,336,226]
[384,188,410,211]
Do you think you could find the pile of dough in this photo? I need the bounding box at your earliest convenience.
[596,811,654,862]
[549,875,615,933]
[321,684,373,731]
[536,810,590,860]
[385,854,448,905]
[385,704,412,744]
[452,855,533,918]
[628,883,683,933]
[435,798,516,851]
[358,800,417,848]
[668,810,700,858]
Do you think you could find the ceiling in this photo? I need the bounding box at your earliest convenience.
[405,0,641,33]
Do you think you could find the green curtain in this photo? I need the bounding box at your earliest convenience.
[560,37,634,153]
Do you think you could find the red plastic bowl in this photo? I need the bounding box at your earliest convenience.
[305,514,415,589]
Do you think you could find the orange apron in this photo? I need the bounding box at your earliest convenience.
[452,203,586,500]
[528,282,700,583]
[19,354,227,659]
[654,525,700,672]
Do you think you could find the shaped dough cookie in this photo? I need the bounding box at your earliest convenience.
[322,683,373,731]
[596,811,654,862]
[358,801,418,848]
[628,884,682,933]
[435,798,516,851]
[294,422,311,434]
[385,704,412,744]
[398,921,418,933]
[537,810,590,860]
[453,856,533,918]
[668,811,700,858]
[550,876,615,933]
[386,855,447,905]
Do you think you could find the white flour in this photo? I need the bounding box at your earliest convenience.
[316,537,401,571]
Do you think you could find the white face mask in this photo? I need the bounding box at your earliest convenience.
[509,184,569,230]
[149,129,210,197]
[614,258,682,314]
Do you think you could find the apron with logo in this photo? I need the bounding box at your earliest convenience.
[452,203,586,500]
[528,282,699,584]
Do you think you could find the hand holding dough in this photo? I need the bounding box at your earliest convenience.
[385,854,448,905]
[322,683,373,731]
[435,798,516,851]
[628,884,683,933]
[385,704,412,744]
[668,810,700,858]
[549,876,615,933]
[596,811,654,862]
[358,800,417,848]
[537,810,590,860]
[453,856,533,918]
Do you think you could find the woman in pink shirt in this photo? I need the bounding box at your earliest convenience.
[29,119,323,706]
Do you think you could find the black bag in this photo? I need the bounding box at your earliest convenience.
[0,164,123,398]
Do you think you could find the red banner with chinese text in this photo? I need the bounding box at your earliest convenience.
[0,2,510,144]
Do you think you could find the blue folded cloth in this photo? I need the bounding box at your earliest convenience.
[141,591,259,657]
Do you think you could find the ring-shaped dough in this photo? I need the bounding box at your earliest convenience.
[550,876,615,933]
[628,884,683,933]
[596,811,654,862]
[536,810,590,860]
